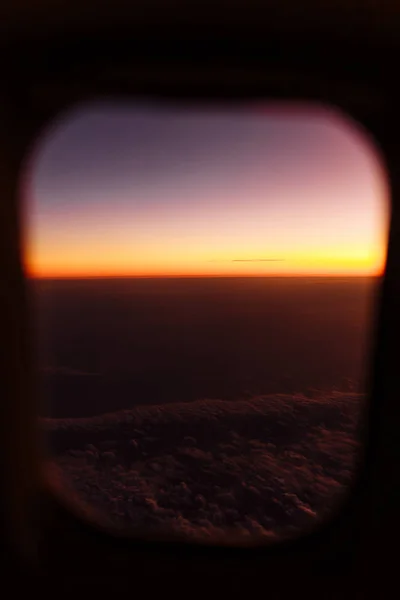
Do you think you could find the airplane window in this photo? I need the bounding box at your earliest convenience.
[23,101,389,541]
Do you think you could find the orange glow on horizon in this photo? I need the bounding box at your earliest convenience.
[25,240,387,279]
[24,202,388,279]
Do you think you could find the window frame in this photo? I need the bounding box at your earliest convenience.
[0,34,398,585]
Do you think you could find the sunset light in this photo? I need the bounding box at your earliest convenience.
[24,102,389,278]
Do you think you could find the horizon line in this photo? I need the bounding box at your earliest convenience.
[27,273,382,281]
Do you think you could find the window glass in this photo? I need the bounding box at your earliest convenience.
[24,101,389,540]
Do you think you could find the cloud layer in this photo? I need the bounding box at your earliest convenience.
[42,391,364,540]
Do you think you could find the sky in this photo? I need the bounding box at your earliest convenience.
[23,101,389,278]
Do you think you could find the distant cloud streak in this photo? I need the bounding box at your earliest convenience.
[208,258,285,263]
[41,366,100,377]
[232,259,286,263]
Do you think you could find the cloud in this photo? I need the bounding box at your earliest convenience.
[208,258,285,263]
[42,391,362,540]
[232,259,285,262]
